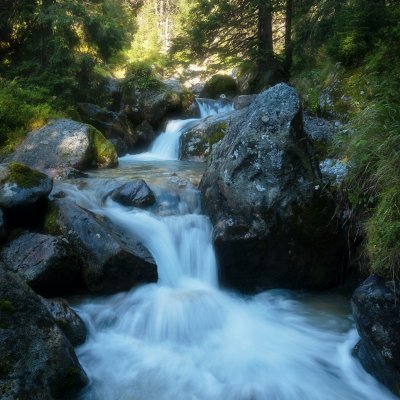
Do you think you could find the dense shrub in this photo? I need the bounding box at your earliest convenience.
[0,80,61,155]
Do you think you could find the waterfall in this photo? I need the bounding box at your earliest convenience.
[120,99,234,162]
[61,99,397,400]
[196,98,234,118]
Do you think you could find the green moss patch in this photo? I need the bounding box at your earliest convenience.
[43,203,62,236]
[89,127,118,168]
[0,299,16,314]
[3,162,44,189]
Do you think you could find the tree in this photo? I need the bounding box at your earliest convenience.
[0,0,135,98]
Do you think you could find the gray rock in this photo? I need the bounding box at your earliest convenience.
[7,119,118,176]
[1,232,82,297]
[77,103,137,155]
[0,163,52,209]
[303,114,336,142]
[48,199,157,294]
[0,263,87,399]
[41,297,87,346]
[200,83,347,293]
[123,84,183,128]
[352,275,400,396]
[179,109,246,162]
[131,120,156,149]
[110,179,155,208]
[232,95,256,110]
[320,158,348,184]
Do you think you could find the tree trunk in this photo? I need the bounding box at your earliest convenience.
[284,0,293,74]
[257,1,274,68]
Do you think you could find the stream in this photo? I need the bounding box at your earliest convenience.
[57,100,395,399]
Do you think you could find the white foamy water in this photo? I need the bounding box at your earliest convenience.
[60,104,397,400]
[120,99,234,162]
[196,98,234,118]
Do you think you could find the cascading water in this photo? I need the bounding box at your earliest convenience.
[61,100,396,400]
[120,98,234,162]
[196,98,234,118]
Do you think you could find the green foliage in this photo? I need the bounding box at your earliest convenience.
[201,75,238,99]
[367,188,400,279]
[292,1,400,279]
[0,80,61,154]
[346,101,400,278]
[122,62,164,92]
[0,0,135,102]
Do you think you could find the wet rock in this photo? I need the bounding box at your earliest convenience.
[0,262,88,399]
[200,83,347,293]
[110,179,155,208]
[0,163,52,209]
[1,232,82,297]
[351,275,400,396]
[46,199,157,294]
[131,120,156,149]
[7,119,118,176]
[41,297,87,346]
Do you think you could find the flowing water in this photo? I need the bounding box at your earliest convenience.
[60,100,395,400]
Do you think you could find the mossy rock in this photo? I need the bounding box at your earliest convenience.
[88,126,118,168]
[2,162,46,189]
[0,299,15,314]
[201,75,238,99]
[43,202,62,235]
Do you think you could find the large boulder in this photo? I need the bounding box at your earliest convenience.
[41,297,87,346]
[0,263,87,399]
[351,275,400,396]
[0,162,53,228]
[200,75,238,99]
[200,83,347,293]
[123,82,183,128]
[1,232,82,297]
[8,119,118,177]
[45,199,157,294]
[77,103,136,156]
[110,179,155,208]
[179,109,246,162]
[0,163,52,209]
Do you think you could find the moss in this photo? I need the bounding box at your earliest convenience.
[0,299,16,314]
[51,367,85,400]
[208,122,227,147]
[202,75,238,99]
[43,203,62,236]
[3,162,44,189]
[88,126,118,168]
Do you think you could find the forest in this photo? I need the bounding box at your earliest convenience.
[0,0,400,399]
